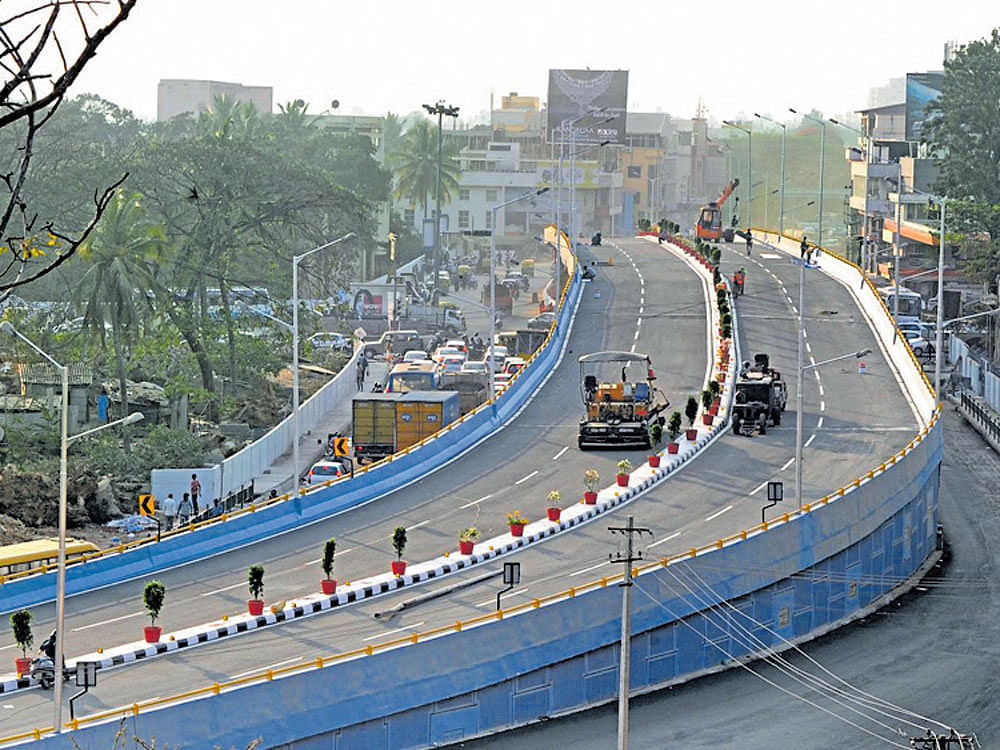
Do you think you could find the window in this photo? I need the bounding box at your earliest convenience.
[486,189,498,201]
[485,211,492,229]
[458,210,470,229]
[627,165,642,179]
[459,189,470,201]
[404,208,415,228]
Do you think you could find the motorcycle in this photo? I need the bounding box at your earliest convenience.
[29,629,70,690]
[591,232,602,246]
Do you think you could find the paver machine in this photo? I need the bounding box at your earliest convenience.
[732,353,787,436]
[578,351,669,449]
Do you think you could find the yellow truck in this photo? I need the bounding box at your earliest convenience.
[352,391,461,463]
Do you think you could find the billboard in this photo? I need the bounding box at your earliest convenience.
[905,72,944,141]
[548,69,628,145]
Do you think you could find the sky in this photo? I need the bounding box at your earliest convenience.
[71,0,994,126]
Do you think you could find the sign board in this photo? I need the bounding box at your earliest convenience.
[75,661,98,687]
[138,494,155,517]
[332,436,350,458]
[905,72,944,142]
[547,69,628,145]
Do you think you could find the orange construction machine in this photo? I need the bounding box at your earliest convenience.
[695,178,740,242]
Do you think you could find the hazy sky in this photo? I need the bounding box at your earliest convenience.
[75,0,993,125]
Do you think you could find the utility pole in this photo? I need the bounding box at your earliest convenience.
[608,516,652,750]
[909,729,981,749]
[422,100,460,291]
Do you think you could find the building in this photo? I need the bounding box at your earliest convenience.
[157,79,273,121]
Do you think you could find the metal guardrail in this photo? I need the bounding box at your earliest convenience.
[961,391,1000,445]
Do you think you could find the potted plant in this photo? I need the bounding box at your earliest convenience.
[709,379,722,410]
[701,388,715,425]
[616,458,632,487]
[9,609,32,677]
[247,564,265,616]
[546,490,562,521]
[583,469,600,504]
[648,421,663,467]
[685,396,699,440]
[391,526,408,575]
[666,411,683,454]
[506,510,529,537]
[320,537,337,594]
[142,579,166,643]
[458,526,480,555]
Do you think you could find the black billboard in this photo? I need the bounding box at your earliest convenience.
[547,69,628,145]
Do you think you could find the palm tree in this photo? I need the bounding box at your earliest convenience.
[77,190,164,452]
[391,119,461,217]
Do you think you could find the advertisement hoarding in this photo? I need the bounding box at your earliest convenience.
[548,69,628,145]
[905,72,944,141]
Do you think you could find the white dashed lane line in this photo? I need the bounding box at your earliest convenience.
[780,457,795,471]
[705,505,733,522]
[460,494,493,509]
[570,561,609,577]
[649,531,682,549]
[749,480,768,496]
[552,446,569,460]
[805,434,816,447]
[817,417,824,428]
[820,401,826,412]
[515,470,538,485]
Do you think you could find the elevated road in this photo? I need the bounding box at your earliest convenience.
[3,237,920,739]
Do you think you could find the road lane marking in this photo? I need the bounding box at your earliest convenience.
[809,356,817,366]
[805,342,812,354]
[805,434,816,447]
[630,344,637,353]
[304,548,354,566]
[570,561,609,577]
[818,383,824,396]
[515,470,538,485]
[633,330,640,340]
[705,505,733,522]
[476,589,530,608]
[72,611,145,631]
[780,457,795,471]
[408,520,431,531]
[231,656,302,680]
[461,494,493,509]
[201,581,248,597]
[817,417,824,428]
[363,622,426,642]
[820,401,826,411]
[649,531,682,549]
[802,329,808,339]
[552,446,569,460]
[749,480,768,496]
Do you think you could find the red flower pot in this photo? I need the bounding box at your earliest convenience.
[667,442,679,454]
[391,559,408,576]
[459,539,475,555]
[546,507,561,522]
[509,523,525,537]
[321,578,338,595]
[247,599,264,616]
[686,428,698,441]
[144,625,162,643]
[709,404,719,416]
[584,490,598,504]
[702,414,714,426]
[15,657,31,677]
[616,473,629,487]
[648,454,661,468]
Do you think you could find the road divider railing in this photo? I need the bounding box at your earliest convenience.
[0,233,944,744]
[0,267,584,612]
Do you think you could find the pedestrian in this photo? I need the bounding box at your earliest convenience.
[745,229,753,256]
[800,236,809,259]
[162,492,177,531]
[177,492,192,526]
[356,357,365,390]
[190,473,201,514]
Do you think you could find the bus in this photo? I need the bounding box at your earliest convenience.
[877,286,923,325]
[0,537,99,578]
[386,361,438,393]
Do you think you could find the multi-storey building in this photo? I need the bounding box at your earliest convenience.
[157,79,272,121]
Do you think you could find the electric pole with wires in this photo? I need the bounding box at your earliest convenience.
[609,515,652,750]
[910,729,981,749]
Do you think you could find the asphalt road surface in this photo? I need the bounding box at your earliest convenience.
[2,238,922,740]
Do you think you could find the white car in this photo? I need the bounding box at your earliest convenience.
[307,459,347,485]
[445,339,469,356]
[503,356,526,375]
[903,329,934,357]
[432,346,462,364]
[438,355,465,374]
[403,349,431,364]
[461,360,487,375]
[485,345,509,371]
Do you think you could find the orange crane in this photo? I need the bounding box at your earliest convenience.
[695,178,740,242]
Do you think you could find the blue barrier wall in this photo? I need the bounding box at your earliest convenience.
[32,414,941,750]
[0,275,584,613]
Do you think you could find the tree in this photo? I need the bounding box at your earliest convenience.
[391,119,460,216]
[77,190,164,451]
[0,1,137,303]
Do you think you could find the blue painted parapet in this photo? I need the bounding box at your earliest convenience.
[0,273,584,613]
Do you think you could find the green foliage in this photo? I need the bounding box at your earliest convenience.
[248,564,265,600]
[143,580,166,625]
[637,218,651,232]
[391,119,460,214]
[649,421,663,445]
[9,610,32,657]
[392,526,407,560]
[459,526,480,542]
[667,411,683,441]
[322,537,336,579]
[701,388,714,411]
[709,379,721,397]
[685,396,699,426]
[78,425,206,478]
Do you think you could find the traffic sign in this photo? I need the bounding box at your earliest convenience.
[139,494,155,516]
[332,437,350,457]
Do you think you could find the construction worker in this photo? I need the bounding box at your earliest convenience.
[745,229,753,256]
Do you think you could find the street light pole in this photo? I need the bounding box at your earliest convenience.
[422,101,460,292]
[790,109,826,248]
[291,232,356,500]
[722,121,752,230]
[754,113,786,235]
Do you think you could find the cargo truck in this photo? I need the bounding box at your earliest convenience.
[352,391,461,463]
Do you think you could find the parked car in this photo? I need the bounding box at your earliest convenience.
[527,311,555,331]
[903,329,934,357]
[306,459,348,485]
